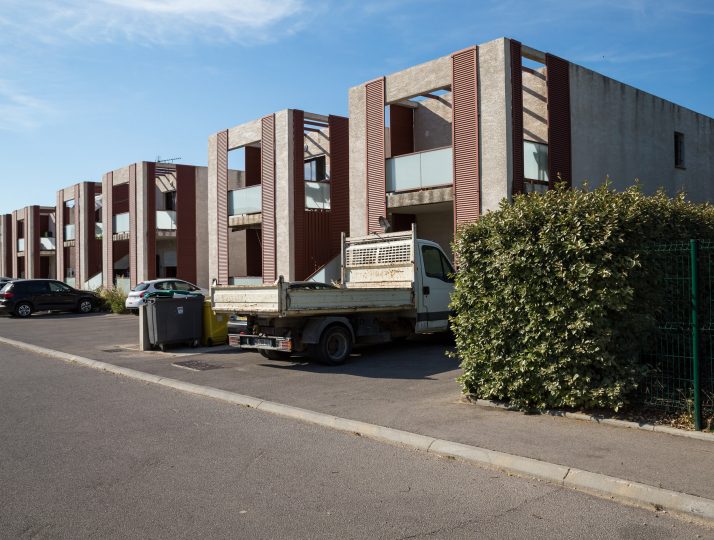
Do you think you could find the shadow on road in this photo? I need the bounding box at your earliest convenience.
[260,337,459,380]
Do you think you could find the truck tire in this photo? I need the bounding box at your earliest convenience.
[259,350,292,360]
[310,324,352,365]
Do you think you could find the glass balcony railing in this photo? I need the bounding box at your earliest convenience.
[64,224,76,241]
[65,277,76,288]
[157,210,177,230]
[95,222,103,239]
[113,212,129,234]
[17,238,24,252]
[305,181,330,210]
[228,185,262,216]
[40,237,56,251]
[386,146,453,193]
[524,140,549,182]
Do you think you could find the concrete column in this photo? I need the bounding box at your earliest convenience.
[348,85,368,237]
[274,109,294,281]
[135,162,148,283]
[79,182,90,285]
[207,133,219,284]
[102,173,113,288]
[25,207,34,279]
[478,38,512,213]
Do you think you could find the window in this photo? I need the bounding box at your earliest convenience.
[132,282,150,292]
[421,245,455,283]
[172,281,199,292]
[524,140,549,191]
[164,191,177,211]
[49,281,71,293]
[674,132,685,169]
[304,156,327,181]
[24,281,49,294]
[153,281,172,290]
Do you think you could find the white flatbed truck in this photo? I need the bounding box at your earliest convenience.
[210,226,454,364]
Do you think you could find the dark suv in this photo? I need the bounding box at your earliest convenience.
[0,279,101,318]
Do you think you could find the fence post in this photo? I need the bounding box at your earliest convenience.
[691,239,702,431]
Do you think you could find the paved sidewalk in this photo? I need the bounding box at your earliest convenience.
[2,312,713,502]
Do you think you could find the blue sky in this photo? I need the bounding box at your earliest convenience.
[1,0,712,213]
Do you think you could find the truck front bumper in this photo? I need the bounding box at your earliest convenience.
[229,333,293,352]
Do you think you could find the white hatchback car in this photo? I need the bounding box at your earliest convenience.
[125,279,207,312]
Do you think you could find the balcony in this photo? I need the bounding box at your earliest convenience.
[228,185,262,216]
[40,237,56,251]
[64,224,75,241]
[305,181,330,210]
[95,222,103,239]
[157,210,177,230]
[113,212,129,234]
[17,238,24,252]
[386,147,453,193]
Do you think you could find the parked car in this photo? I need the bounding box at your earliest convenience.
[125,279,206,313]
[0,279,102,318]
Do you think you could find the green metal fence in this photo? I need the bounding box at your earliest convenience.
[641,240,714,430]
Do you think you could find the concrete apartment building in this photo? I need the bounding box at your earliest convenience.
[349,37,714,256]
[207,109,349,285]
[1,206,57,279]
[56,181,103,289]
[101,161,210,291]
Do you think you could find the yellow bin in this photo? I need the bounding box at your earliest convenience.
[202,300,228,346]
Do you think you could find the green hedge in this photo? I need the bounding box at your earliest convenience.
[451,184,714,411]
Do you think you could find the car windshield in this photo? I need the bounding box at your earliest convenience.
[132,283,151,292]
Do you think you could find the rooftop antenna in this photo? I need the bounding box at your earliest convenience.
[156,155,182,163]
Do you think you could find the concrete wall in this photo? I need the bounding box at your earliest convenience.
[413,94,452,152]
[228,229,247,277]
[415,208,455,260]
[349,84,368,236]
[570,64,714,201]
[478,38,512,214]
[274,109,294,280]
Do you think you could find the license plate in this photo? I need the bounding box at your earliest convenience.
[253,337,273,347]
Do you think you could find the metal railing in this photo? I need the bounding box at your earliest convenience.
[228,185,262,216]
[386,146,453,193]
[641,240,714,430]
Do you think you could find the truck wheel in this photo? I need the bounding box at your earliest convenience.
[259,350,292,360]
[310,324,352,365]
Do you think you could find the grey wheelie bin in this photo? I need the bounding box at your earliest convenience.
[145,293,203,351]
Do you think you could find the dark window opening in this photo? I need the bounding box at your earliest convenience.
[304,156,327,182]
[675,131,685,169]
[164,191,177,211]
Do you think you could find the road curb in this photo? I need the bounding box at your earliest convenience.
[2,335,714,524]
[470,398,714,442]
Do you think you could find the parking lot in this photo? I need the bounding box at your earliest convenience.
[2,310,714,506]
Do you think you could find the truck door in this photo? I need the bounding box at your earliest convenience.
[419,244,455,331]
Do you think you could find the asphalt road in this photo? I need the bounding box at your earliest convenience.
[0,344,711,539]
[2,313,713,503]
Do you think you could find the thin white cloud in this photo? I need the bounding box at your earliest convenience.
[0,81,55,132]
[0,0,308,45]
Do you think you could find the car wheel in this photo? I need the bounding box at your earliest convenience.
[78,298,93,314]
[309,324,352,365]
[14,302,33,318]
